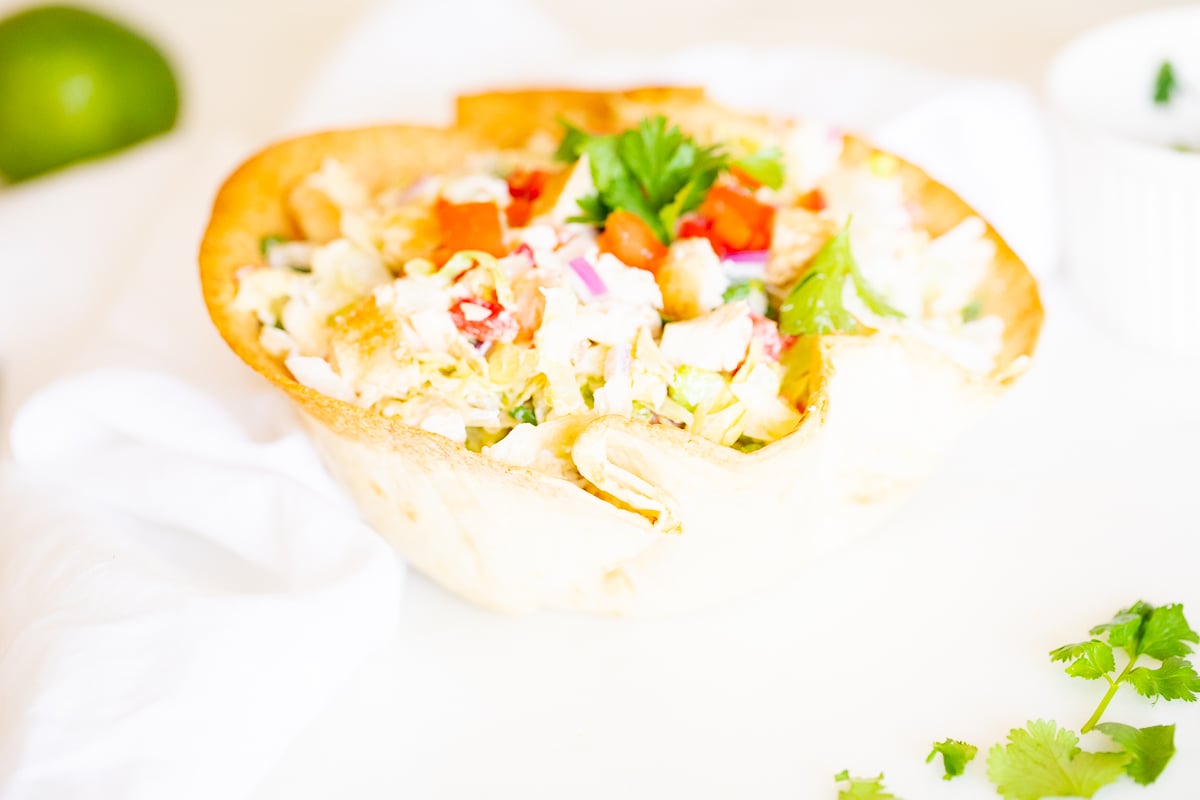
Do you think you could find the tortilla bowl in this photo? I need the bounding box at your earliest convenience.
[198,88,1042,615]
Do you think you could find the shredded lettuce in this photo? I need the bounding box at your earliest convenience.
[669,365,727,411]
[730,344,802,440]
[691,388,747,446]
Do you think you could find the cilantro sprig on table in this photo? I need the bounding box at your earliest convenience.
[846,601,1196,800]
[983,601,1197,798]
[973,602,1199,799]
[1025,600,1200,794]
[554,115,785,244]
[1055,601,1200,732]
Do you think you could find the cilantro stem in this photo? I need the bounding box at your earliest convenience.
[1081,655,1139,733]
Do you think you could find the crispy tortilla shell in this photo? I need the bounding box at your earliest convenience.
[199,88,1042,614]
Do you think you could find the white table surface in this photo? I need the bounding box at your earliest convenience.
[2,1,1198,798]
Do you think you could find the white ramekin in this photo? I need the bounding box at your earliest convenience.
[1048,7,1200,356]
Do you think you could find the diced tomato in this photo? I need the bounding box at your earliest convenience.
[505,198,532,228]
[675,214,726,257]
[750,313,792,361]
[711,211,755,252]
[796,189,827,212]
[676,186,775,255]
[505,169,550,228]
[506,169,548,200]
[597,210,667,271]
[677,215,712,239]
[435,200,506,263]
[449,298,519,344]
[698,185,775,253]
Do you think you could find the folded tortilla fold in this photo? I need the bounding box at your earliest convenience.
[199,88,1042,615]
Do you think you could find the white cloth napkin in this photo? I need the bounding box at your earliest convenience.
[0,1,1059,797]
[0,141,402,799]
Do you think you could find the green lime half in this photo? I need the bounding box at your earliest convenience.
[0,5,180,183]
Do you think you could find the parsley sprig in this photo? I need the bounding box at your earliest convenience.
[554,115,785,244]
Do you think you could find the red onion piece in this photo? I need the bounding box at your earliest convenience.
[724,250,770,264]
[569,257,607,296]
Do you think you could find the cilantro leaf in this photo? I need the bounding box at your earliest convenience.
[554,115,746,244]
[1138,603,1199,660]
[926,738,977,780]
[1091,600,1154,655]
[1125,656,1200,701]
[962,298,983,322]
[569,193,609,227]
[779,263,859,335]
[259,233,288,255]
[508,402,538,426]
[1077,603,1199,734]
[1154,61,1178,106]
[657,178,694,235]
[723,278,768,309]
[849,255,904,319]
[732,146,786,190]
[1090,601,1197,661]
[580,134,666,241]
[617,116,727,237]
[986,720,1129,800]
[835,770,900,800]
[777,223,901,336]
[671,141,727,216]
[778,226,860,335]
[553,118,590,163]
[1095,722,1176,785]
[669,365,726,411]
[618,116,691,208]
[1049,640,1116,681]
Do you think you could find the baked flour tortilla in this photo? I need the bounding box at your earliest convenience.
[199,88,1042,615]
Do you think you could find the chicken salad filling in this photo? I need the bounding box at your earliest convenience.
[234,114,1005,466]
